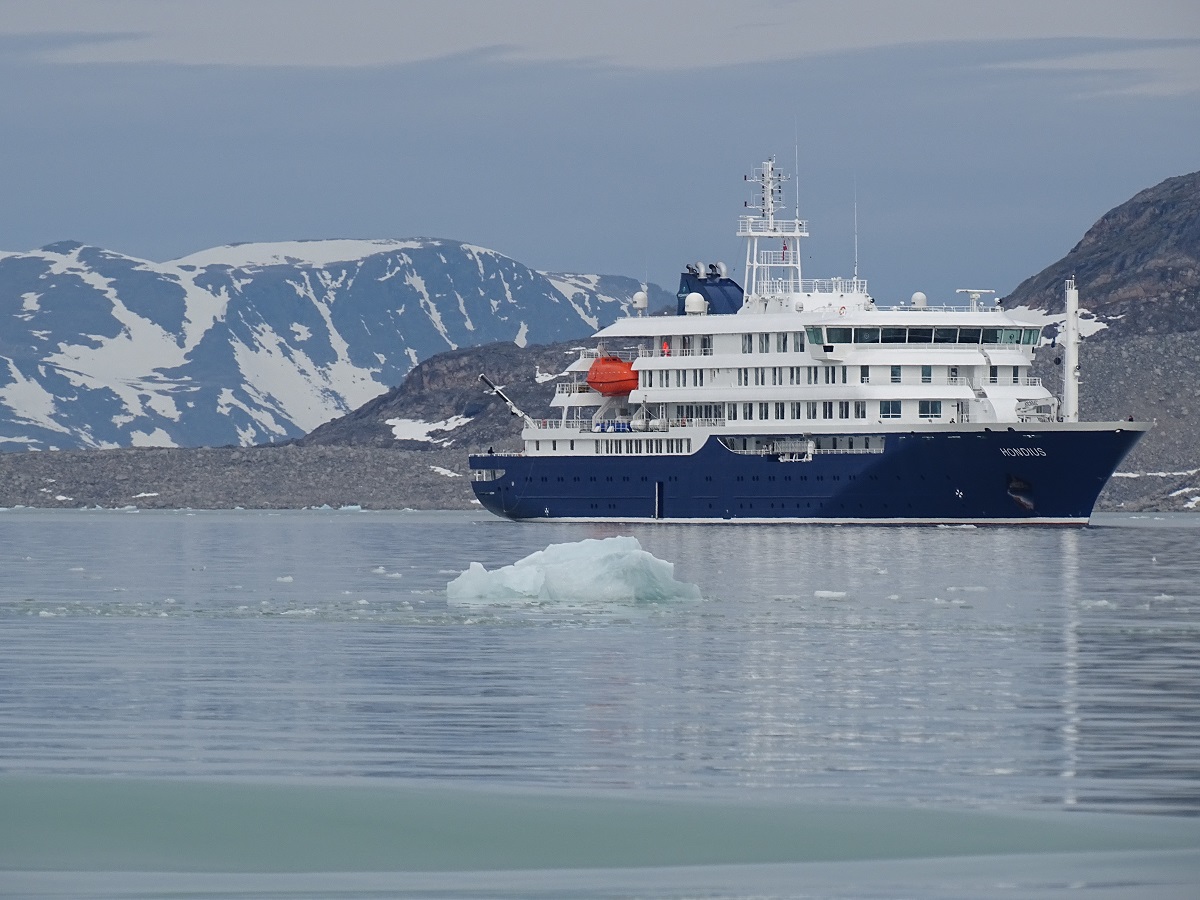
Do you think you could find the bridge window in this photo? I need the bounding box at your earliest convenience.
[881,327,906,343]
[827,327,852,343]
[1022,328,1041,345]
[958,327,982,343]
[907,327,933,343]
[982,328,1002,344]
[806,326,823,344]
[934,327,958,343]
[854,327,880,343]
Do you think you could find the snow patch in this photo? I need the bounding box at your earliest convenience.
[514,321,529,347]
[386,415,471,442]
[171,239,425,269]
[446,536,701,605]
[430,465,461,477]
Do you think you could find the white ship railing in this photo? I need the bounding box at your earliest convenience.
[737,216,809,236]
[758,277,868,295]
[578,348,638,361]
[555,382,592,395]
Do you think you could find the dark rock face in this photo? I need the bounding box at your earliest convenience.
[1010,171,1200,510]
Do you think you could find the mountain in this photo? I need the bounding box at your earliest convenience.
[1003,171,1200,505]
[0,239,669,451]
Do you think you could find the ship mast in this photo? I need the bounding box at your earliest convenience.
[1062,277,1080,423]
[738,157,808,300]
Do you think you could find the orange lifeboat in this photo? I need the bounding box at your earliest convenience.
[586,356,638,396]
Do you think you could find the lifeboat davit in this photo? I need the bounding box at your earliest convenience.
[586,356,638,396]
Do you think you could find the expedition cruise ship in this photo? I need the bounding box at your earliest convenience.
[469,158,1147,524]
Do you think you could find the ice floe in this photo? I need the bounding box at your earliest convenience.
[446,536,701,605]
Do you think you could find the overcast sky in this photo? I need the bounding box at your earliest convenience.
[2,0,1198,302]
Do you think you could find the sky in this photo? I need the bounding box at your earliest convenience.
[2,0,1198,304]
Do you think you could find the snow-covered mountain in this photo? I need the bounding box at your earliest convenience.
[0,238,667,450]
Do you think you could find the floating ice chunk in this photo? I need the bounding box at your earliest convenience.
[814,590,847,599]
[447,536,701,605]
[276,575,294,583]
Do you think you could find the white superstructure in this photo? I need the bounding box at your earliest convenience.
[516,158,1062,458]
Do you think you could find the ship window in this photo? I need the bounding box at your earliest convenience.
[794,331,805,351]
[728,403,738,420]
[681,334,693,354]
[982,328,1002,344]
[775,402,785,420]
[880,400,901,419]
[921,365,932,384]
[958,327,982,343]
[741,333,753,353]
[759,333,770,352]
[824,366,835,384]
[854,401,867,419]
[933,327,958,343]
[776,332,788,352]
[860,365,870,384]
[1001,328,1022,344]
[701,335,713,354]
[989,365,998,383]
[754,367,765,385]
[842,366,848,384]
[773,367,781,385]
[806,326,823,344]
[890,365,901,384]
[790,402,802,418]
[822,401,834,419]
[854,327,880,343]
[806,401,818,419]
[827,327,852,343]
[881,327,906,343]
[743,403,753,420]
[919,400,942,419]
[759,402,770,420]
[807,366,818,384]
[1022,328,1041,345]
[838,401,850,419]
[1013,367,1020,384]
[737,368,748,386]
[907,327,933,343]
[535,440,540,451]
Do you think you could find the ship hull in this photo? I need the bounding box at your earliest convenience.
[469,424,1146,524]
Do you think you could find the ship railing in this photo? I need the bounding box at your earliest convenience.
[668,417,724,429]
[725,445,885,457]
[737,216,809,236]
[886,305,1004,313]
[578,347,639,362]
[946,376,971,386]
[554,381,593,395]
[986,376,1045,387]
[637,347,714,358]
[527,418,592,430]
[758,277,869,295]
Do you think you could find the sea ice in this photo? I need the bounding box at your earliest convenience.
[446,536,701,605]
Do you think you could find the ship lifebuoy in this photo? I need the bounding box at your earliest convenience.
[838,306,847,316]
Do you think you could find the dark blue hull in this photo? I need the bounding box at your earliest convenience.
[469,424,1146,524]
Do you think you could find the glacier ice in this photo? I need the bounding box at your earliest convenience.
[446,536,701,605]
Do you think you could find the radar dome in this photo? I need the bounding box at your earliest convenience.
[911,291,927,308]
[684,292,708,315]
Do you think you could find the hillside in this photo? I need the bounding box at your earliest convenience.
[1004,170,1200,508]
[0,239,669,450]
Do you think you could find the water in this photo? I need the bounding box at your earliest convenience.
[1,509,1198,897]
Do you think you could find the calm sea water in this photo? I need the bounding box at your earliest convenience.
[1,509,1198,898]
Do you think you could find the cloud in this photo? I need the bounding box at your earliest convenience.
[4,0,1198,94]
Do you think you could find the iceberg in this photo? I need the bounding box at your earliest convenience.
[447,536,701,605]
